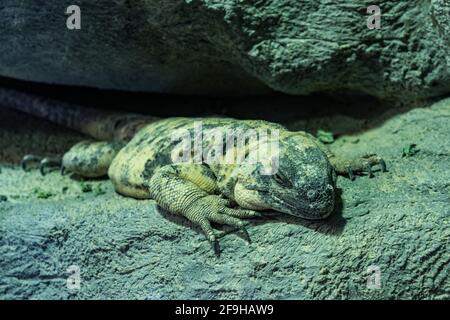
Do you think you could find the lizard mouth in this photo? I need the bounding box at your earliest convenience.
[238,184,334,219]
[271,195,333,220]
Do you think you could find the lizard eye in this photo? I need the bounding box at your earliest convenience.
[274,172,292,188]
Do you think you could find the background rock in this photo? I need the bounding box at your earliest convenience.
[0,0,450,102]
[0,97,448,299]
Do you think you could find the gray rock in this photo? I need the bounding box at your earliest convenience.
[432,0,450,42]
[0,98,449,299]
[1,1,450,101]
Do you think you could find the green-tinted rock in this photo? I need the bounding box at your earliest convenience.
[0,1,449,102]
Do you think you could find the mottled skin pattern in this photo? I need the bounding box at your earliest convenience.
[0,88,385,255]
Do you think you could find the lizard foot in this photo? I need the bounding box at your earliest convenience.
[184,195,259,257]
[21,154,62,176]
[343,153,387,181]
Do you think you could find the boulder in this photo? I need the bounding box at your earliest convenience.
[0,0,449,101]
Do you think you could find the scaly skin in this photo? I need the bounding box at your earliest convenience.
[0,88,386,255]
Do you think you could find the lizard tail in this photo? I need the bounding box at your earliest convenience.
[0,87,153,141]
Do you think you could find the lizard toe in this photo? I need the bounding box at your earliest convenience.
[219,207,261,219]
[21,154,43,172]
[346,154,387,180]
[39,157,62,176]
[192,216,222,257]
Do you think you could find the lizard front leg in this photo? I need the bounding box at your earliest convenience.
[315,140,387,180]
[328,153,387,180]
[148,164,258,256]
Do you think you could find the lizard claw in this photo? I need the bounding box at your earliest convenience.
[21,155,62,176]
[365,164,374,178]
[380,159,387,172]
[184,195,257,256]
[39,157,62,176]
[21,155,43,171]
[241,227,251,244]
[347,166,355,181]
[212,240,221,257]
[361,154,387,177]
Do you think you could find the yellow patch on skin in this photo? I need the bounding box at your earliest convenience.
[110,178,150,199]
[108,145,157,198]
[177,165,218,194]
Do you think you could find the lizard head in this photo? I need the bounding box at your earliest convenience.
[233,134,336,220]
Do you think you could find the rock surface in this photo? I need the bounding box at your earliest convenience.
[1,0,450,101]
[0,98,449,299]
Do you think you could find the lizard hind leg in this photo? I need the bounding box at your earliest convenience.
[61,141,124,178]
[21,155,62,176]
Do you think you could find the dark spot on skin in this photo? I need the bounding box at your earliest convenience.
[142,151,172,181]
[89,157,99,167]
[219,175,238,197]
